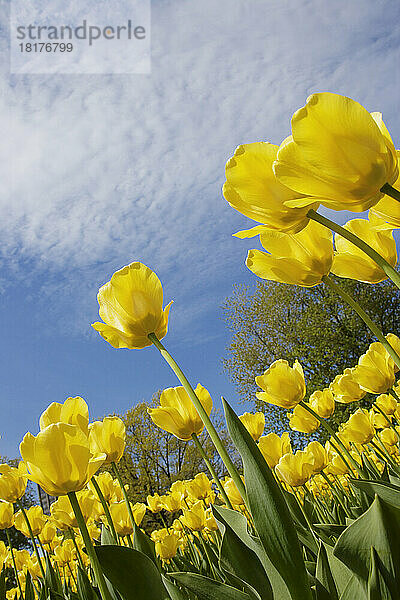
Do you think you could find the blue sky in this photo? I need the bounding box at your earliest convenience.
[1,0,400,457]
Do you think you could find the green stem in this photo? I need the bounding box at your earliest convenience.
[67,492,112,600]
[69,528,85,571]
[299,401,363,476]
[111,462,137,535]
[322,275,400,370]
[6,529,23,598]
[16,500,46,580]
[191,433,233,509]
[91,476,119,544]
[381,183,400,202]
[148,333,247,503]
[308,209,400,291]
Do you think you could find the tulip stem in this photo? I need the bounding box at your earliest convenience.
[6,529,23,598]
[148,333,247,504]
[381,183,400,202]
[90,477,119,544]
[16,500,46,580]
[299,402,363,476]
[67,491,112,600]
[191,433,233,509]
[111,462,137,536]
[308,209,400,291]
[322,275,400,370]
[69,528,86,571]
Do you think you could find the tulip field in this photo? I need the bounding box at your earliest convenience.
[3,92,400,599]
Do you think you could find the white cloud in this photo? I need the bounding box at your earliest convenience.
[1,0,400,336]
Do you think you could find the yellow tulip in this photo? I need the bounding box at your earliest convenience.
[309,388,335,418]
[155,533,180,560]
[109,501,133,537]
[170,480,188,499]
[0,463,27,503]
[0,501,14,529]
[341,409,375,445]
[92,262,172,349]
[89,472,116,503]
[330,368,366,404]
[238,412,265,441]
[275,451,314,487]
[89,416,126,464]
[223,142,319,234]
[324,453,349,476]
[147,493,163,513]
[274,93,398,211]
[205,509,219,531]
[185,473,213,501]
[352,343,395,394]
[246,221,333,287]
[13,549,30,572]
[14,505,47,537]
[50,495,78,529]
[39,520,57,545]
[287,403,319,434]
[331,218,397,283]
[161,492,182,513]
[256,359,306,409]
[54,540,74,567]
[380,428,399,449]
[258,432,291,468]
[369,409,391,430]
[39,396,89,435]
[305,441,328,474]
[148,384,212,441]
[109,501,146,536]
[222,477,245,506]
[25,555,42,580]
[180,501,206,531]
[20,423,105,496]
[375,393,397,416]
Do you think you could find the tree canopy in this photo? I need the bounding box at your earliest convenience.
[222,276,400,434]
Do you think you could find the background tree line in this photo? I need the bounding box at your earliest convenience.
[222,275,400,440]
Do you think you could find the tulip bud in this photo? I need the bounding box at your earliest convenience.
[89,416,126,464]
[256,359,306,409]
[274,92,398,212]
[92,262,173,349]
[20,423,105,496]
[239,412,265,441]
[246,221,333,287]
[148,384,212,441]
[258,432,291,469]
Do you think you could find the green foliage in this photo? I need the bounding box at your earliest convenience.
[222,276,400,434]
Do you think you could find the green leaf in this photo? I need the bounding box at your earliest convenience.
[315,542,339,600]
[101,525,117,546]
[94,545,169,600]
[133,523,158,567]
[334,496,400,595]
[222,398,312,600]
[161,575,188,600]
[213,506,291,599]
[338,575,365,600]
[170,572,253,600]
[367,546,394,600]
[45,553,62,594]
[0,568,5,600]
[76,567,96,600]
[212,505,272,599]
[350,478,400,509]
